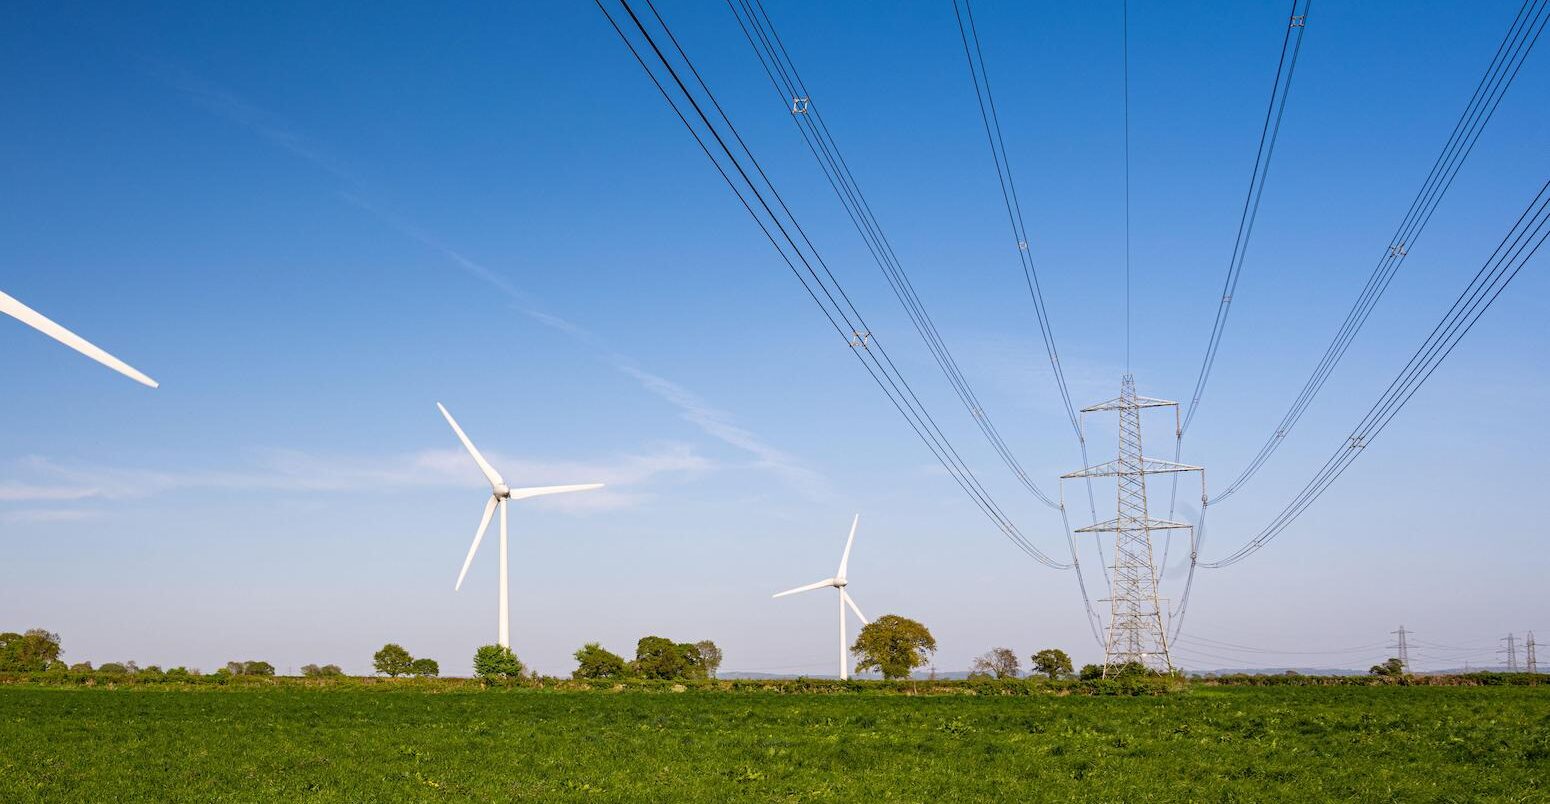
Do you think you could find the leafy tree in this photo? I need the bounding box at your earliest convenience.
[573,643,629,679]
[1078,663,1103,681]
[633,636,689,680]
[1032,648,1074,680]
[970,647,1021,679]
[1370,657,1405,677]
[373,643,414,677]
[301,664,345,678]
[850,615,936,680]
[166,667,192,680]
[98,662,128,675]
[410,658,440,678]
[473,645,523,681]
[0,629,63,672]
[225,661,246,676]
[69,661,93,673]
[243,660,276,677]
[694,640,724,679]
[677,642,708,680]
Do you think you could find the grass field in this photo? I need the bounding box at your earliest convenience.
[2,684,1546,802]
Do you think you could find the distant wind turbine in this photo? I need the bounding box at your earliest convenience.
[1,290,157,387]
[437,403,602,648]
[773,514,869,680]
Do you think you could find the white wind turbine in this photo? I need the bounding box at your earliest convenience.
[773,514,869,680]
[2,290,157,387]
[437,402,603,648]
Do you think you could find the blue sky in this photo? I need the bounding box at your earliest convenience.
[2,1,1546,676]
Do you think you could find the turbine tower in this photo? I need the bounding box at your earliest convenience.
[437,403,603,648]
[2,289,157,387]
[1063,375,1204,676]
[773,515,869,680]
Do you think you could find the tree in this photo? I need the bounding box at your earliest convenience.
[69,661,93,673]
[970,647,1021,679]
[373,643,414,677]
[633,636,689,680]
[694,640,724,679]
[410,658,440,678]
[1370,657,1405,677]
[243,661,276,677]
[473,645,523,681]
[1078,663,1104,681]
[573,643,628,680]
[1032,648,1074,680]
[98,662,128,675]
[850,615,936,680]
[302,664,345,678]
[0,629,63,672]
[677,642,708,680]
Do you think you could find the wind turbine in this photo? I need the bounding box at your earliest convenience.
[773,514,868,680]
[1,290,157,387]
[437,402,603,649]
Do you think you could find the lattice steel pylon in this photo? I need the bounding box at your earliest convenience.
[1062,375,1205,675]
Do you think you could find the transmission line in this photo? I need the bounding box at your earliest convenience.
[1203,177,1550,568]
[724,0,1105,640]
[1209,0,1549,504]
[948,0,1112,617]
[597,0,1073,569]
[1180,0,1312,435]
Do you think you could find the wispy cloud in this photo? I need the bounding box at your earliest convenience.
[0,443,710,514]
[163,70,821,496]
[2,508,102,524]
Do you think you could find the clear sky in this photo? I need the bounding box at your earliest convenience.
[2,1,1546,676]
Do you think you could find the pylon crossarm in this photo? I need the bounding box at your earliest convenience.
[1077,517,1193,533]
[1061,457,1203,479]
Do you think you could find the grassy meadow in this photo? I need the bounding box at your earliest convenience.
[1,683,1546,802]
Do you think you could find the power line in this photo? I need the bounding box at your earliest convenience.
[1203,177,1550,568]
[948,0,1109,637]
[725,0,1061,511]
[597,0,1072,569]
[1180,0,1312,435]
[724,0,1106,643]
[1160,0,1311,577]
[1210,0,1550,504]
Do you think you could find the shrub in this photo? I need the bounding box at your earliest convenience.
[473,645,523,681]
[301,664,345,678]
[410,658,440,678]
[573,643,628,680]
[98,663,128,675]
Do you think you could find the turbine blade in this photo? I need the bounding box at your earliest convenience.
[0,290,158,388]
[772,578,835,598]
[836,514,859,580]
[436,403,505,489]
[842,590,868,625]
[454,496,499,591]
[506,483,604,501]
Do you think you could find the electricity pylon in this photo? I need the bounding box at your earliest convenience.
[1501,633,1519,672]
[1391,625,1411,673]
[1062,374,1205,676]
[1526,632,1537,674]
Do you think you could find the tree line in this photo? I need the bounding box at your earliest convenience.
[6,616,1082,683]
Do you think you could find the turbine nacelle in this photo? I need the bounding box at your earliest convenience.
[493,483,511,499]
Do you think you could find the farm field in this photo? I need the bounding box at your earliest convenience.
[1,684,1546,802]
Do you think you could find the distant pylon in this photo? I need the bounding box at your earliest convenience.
[1062,375,1205,676]
[1391,625,1411,673]
[1501,633,1519,672]
[1527,632,1538,674]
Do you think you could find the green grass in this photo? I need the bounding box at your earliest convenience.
[1,685,1546,802]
